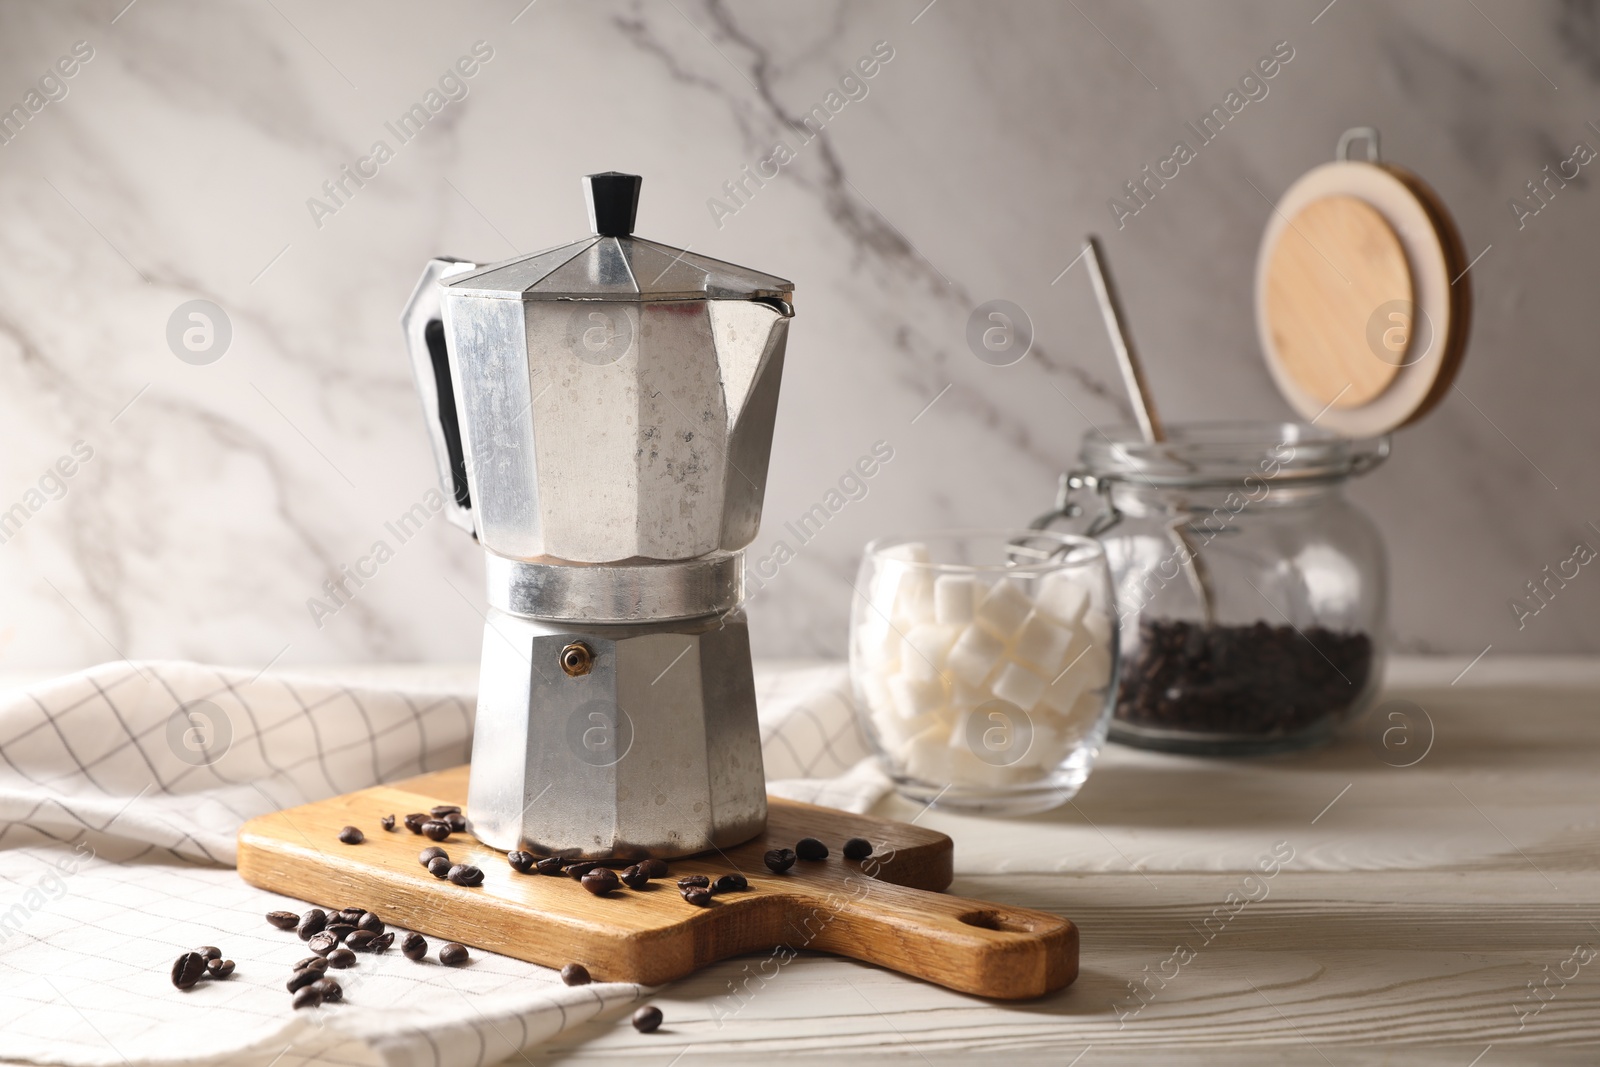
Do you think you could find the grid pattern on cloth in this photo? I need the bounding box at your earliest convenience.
[0,659,887,1067]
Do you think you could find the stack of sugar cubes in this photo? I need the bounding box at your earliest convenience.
[852,543,1115,788]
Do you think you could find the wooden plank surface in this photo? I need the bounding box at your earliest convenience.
[237,767,1077,999]
[520,657,1600,1063]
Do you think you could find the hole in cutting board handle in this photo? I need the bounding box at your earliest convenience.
[957,909,1041,934]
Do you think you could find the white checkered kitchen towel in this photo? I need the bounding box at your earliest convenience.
[0,660,885,1067]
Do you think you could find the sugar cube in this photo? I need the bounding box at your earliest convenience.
[933,574,978,625]
[1010,611,1072,672]
[888,674,948,721]
[974,579,1033,639]
[946,624,1007,688]
[1034,571,1091,627]
[901,623,958,682]
[991,660,1048,710]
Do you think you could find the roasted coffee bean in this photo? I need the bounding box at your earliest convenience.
[632,1005,663,1033]
[681,886,713,907]
[404,813,429,834]
[380,814,396,832]
[763,848,796,874]
[326,948,356,969]
[346,929,378,952]
[311,977,342,1003]
[207,958,235,979]
[287,968,321,993]
[560,962,591,986]
[338,825,364,845]
[307,932,338,956]
[401,932,427,961]
[324,923,355,944]
[439,942,469,967]
[292,986,323,1010]
[368,932,394,954]
[171,952,208,990]
[446,812,468,833]
[1115,619,1375,736]
[427,855,453,879]
[266,910,300,931]
[619,865,650,890]
[639,858,669,879]
[506,850,536,874]
[356,911,383,933]
[795,837,828,861]
[297,910,327,940]
[534,856,565,876]
[193,945,221,961]
[713,873,748,893]
[447,864,485,888]
[294,956,329,974]
[566,861,602,880]
[338,907,366,924]
[421,820,452,841]
[842,837,872,861]
[420,846,448,867]
[676,874,709,890]
[581,868,621,896]
[430,805,461,818]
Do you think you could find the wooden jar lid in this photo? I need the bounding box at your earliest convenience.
[1254,143,1471,436]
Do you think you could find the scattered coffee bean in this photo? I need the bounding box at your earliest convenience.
[307,932,339,956]
[338,907,366,924]
[439,942,469,967]
[639,858,669,879]
[566,861,602,880]
[295,956,329,974]
[345,929,378,952]
[266,910,300,931]
[445,812,468,833]
[380,814,396,832]
[368,932,394,954]
[171,952,208,990]
[560,962,591,986]
[401,933,427,961]
[713,873,748,893]
[681,886,713,907]
[534,856,565,876]
[326,948,356,969]
[581,868,621,896]
[507,850,537,874]
[1115,619,1375,736]
[428,856,453,879]
[324,923,355,944]
[619,865,650,890]
[193,945,221,961]
[421,820,452,841]
[292,986,323,1010]
[207,959,234,979]
[357,912,383,933]
[795,838,828,861]
[287,968,321,993]
[632,1005,663,1033]
[430,805,461,818]
[842,838,872,861]
[448,864,485,888]
[337,825,364,845]
[676,874,709,890]
[763,849,796,874]
[403,813,429,834]
[420,846,448,868]
[297,910,327,941]
[311,977,342,1003]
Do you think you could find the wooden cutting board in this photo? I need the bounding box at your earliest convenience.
[236,766,1077,1000]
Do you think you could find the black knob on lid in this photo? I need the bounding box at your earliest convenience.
[584,172,641,237]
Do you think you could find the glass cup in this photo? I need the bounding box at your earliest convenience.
[850,529,1119,815]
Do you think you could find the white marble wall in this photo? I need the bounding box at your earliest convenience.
[0,0,1595,672]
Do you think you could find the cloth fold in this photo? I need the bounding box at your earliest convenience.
[0,660,885,1067]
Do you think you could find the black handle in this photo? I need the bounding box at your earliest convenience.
[584,172,642,236]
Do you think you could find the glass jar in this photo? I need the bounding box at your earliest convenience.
[850,529,1119,816]
[1034,423,1389,755]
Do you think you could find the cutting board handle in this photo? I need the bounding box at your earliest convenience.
[797,873,1077,1000]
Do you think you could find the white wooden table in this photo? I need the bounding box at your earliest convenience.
[527,656,1600,1064]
